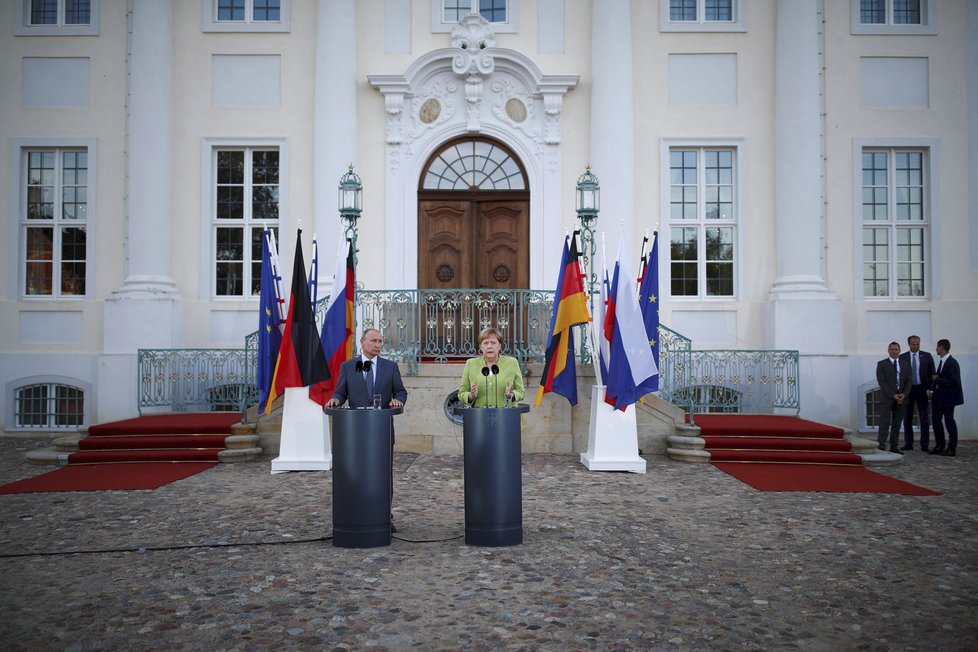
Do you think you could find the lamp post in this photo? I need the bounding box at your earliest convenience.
[576,166,600,363]
[338,165,363,276]
[576,166,600,306]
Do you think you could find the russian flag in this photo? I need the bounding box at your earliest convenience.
[310,238,354,406]
[603,233,658,411]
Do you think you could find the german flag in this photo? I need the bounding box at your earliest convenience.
[535,232,591,406]
[265,230,330,411]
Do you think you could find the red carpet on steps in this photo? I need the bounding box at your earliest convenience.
[87,412,241,435]
[695,414,942,494]
[71,413,240,463]
[0,413,238,493]
[695,414,861,465]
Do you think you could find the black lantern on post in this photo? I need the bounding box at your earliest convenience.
[576,166,600,304]
[575,167,600,364]
[338,165,363,272]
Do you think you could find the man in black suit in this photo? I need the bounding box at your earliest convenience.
[326,328,407,411]
[899,335,936,452]
[326,328,408,528]
[930,338,964,457]
[876,341,911,454]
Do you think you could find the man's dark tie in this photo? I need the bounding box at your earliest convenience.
[937,359,943,375]
[365,367,374,396]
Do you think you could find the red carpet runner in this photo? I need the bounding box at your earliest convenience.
[0,413,240,493]
[0,462,217,494]
[697,414,942,495]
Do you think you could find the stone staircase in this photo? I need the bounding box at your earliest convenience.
[665,414,903,467]
[25,415,262,466]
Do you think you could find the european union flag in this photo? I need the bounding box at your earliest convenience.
[257,230,283,413]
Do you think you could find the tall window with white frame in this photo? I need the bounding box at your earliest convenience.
[29,0,91,25]
[216,0,280,22]
[214,148,279,297]
[22,149,88,298]
[860,0,921,25]
[669,148,736,298]
[443,0,506,23]
[669,0,733,22]
[861,149,927,298]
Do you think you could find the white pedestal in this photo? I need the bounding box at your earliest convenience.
[270,386,332,473]
[580,385,647,474]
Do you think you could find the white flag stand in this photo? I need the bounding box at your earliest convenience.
[580,385,647,474]
[270,386,332,473]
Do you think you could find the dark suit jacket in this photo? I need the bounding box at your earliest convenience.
[876,356,911,401]
[330,356,408,409]
[932,355,964,407]
[899,350,936,389]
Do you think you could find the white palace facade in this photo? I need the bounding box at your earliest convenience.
[1,0,976,443]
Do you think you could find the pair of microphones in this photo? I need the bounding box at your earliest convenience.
[481,363,501,407]
[355,360,373,373]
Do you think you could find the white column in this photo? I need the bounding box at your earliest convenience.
[118,0,177,298]
[766,0,842,350]
[314,0,360,281]
[100,0,180,421]
[590,0,634,238]
[769,0,832,300]
[766,0,846,429]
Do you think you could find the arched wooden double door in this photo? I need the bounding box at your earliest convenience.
[418,137,529,290]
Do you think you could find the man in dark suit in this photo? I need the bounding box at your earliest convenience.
[876,341,911,454]
[899,335,936,452]
[326,328,408,528]
[930,338,964,457]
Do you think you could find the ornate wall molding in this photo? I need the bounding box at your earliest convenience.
[368,18,578,289]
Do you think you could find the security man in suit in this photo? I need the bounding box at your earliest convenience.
[898,335,936,451]
[930,338,964,457]
[876,341,912,454]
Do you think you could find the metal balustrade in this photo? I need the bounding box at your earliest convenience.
[141,290,798,424]
[680,349,801,416]
[137,348,259,415]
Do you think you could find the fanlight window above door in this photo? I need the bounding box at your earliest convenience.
[422,140,526,190]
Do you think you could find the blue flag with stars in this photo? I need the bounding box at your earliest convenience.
[637,230,660,393]
[257,229,283,412]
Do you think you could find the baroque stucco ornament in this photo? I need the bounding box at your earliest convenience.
[366,15,578,288]
[451,13,496,78]
[451,14,496,131]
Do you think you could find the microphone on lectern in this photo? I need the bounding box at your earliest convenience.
[490,365,500,407]
[355,360,364,373]
[481,365,491,408]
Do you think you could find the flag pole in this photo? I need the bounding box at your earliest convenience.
[268,229,286,327]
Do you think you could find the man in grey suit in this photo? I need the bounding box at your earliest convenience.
[876,341,911,454]
[899,335,936,452]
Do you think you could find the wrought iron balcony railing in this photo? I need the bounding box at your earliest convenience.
[141,290,797,425]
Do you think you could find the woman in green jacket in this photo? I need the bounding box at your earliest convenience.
[458,327,525,408]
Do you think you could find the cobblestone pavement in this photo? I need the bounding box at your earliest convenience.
[1,437,976,651]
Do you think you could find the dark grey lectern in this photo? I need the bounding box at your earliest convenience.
[454,404,529,547]
[325,407,401,548]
